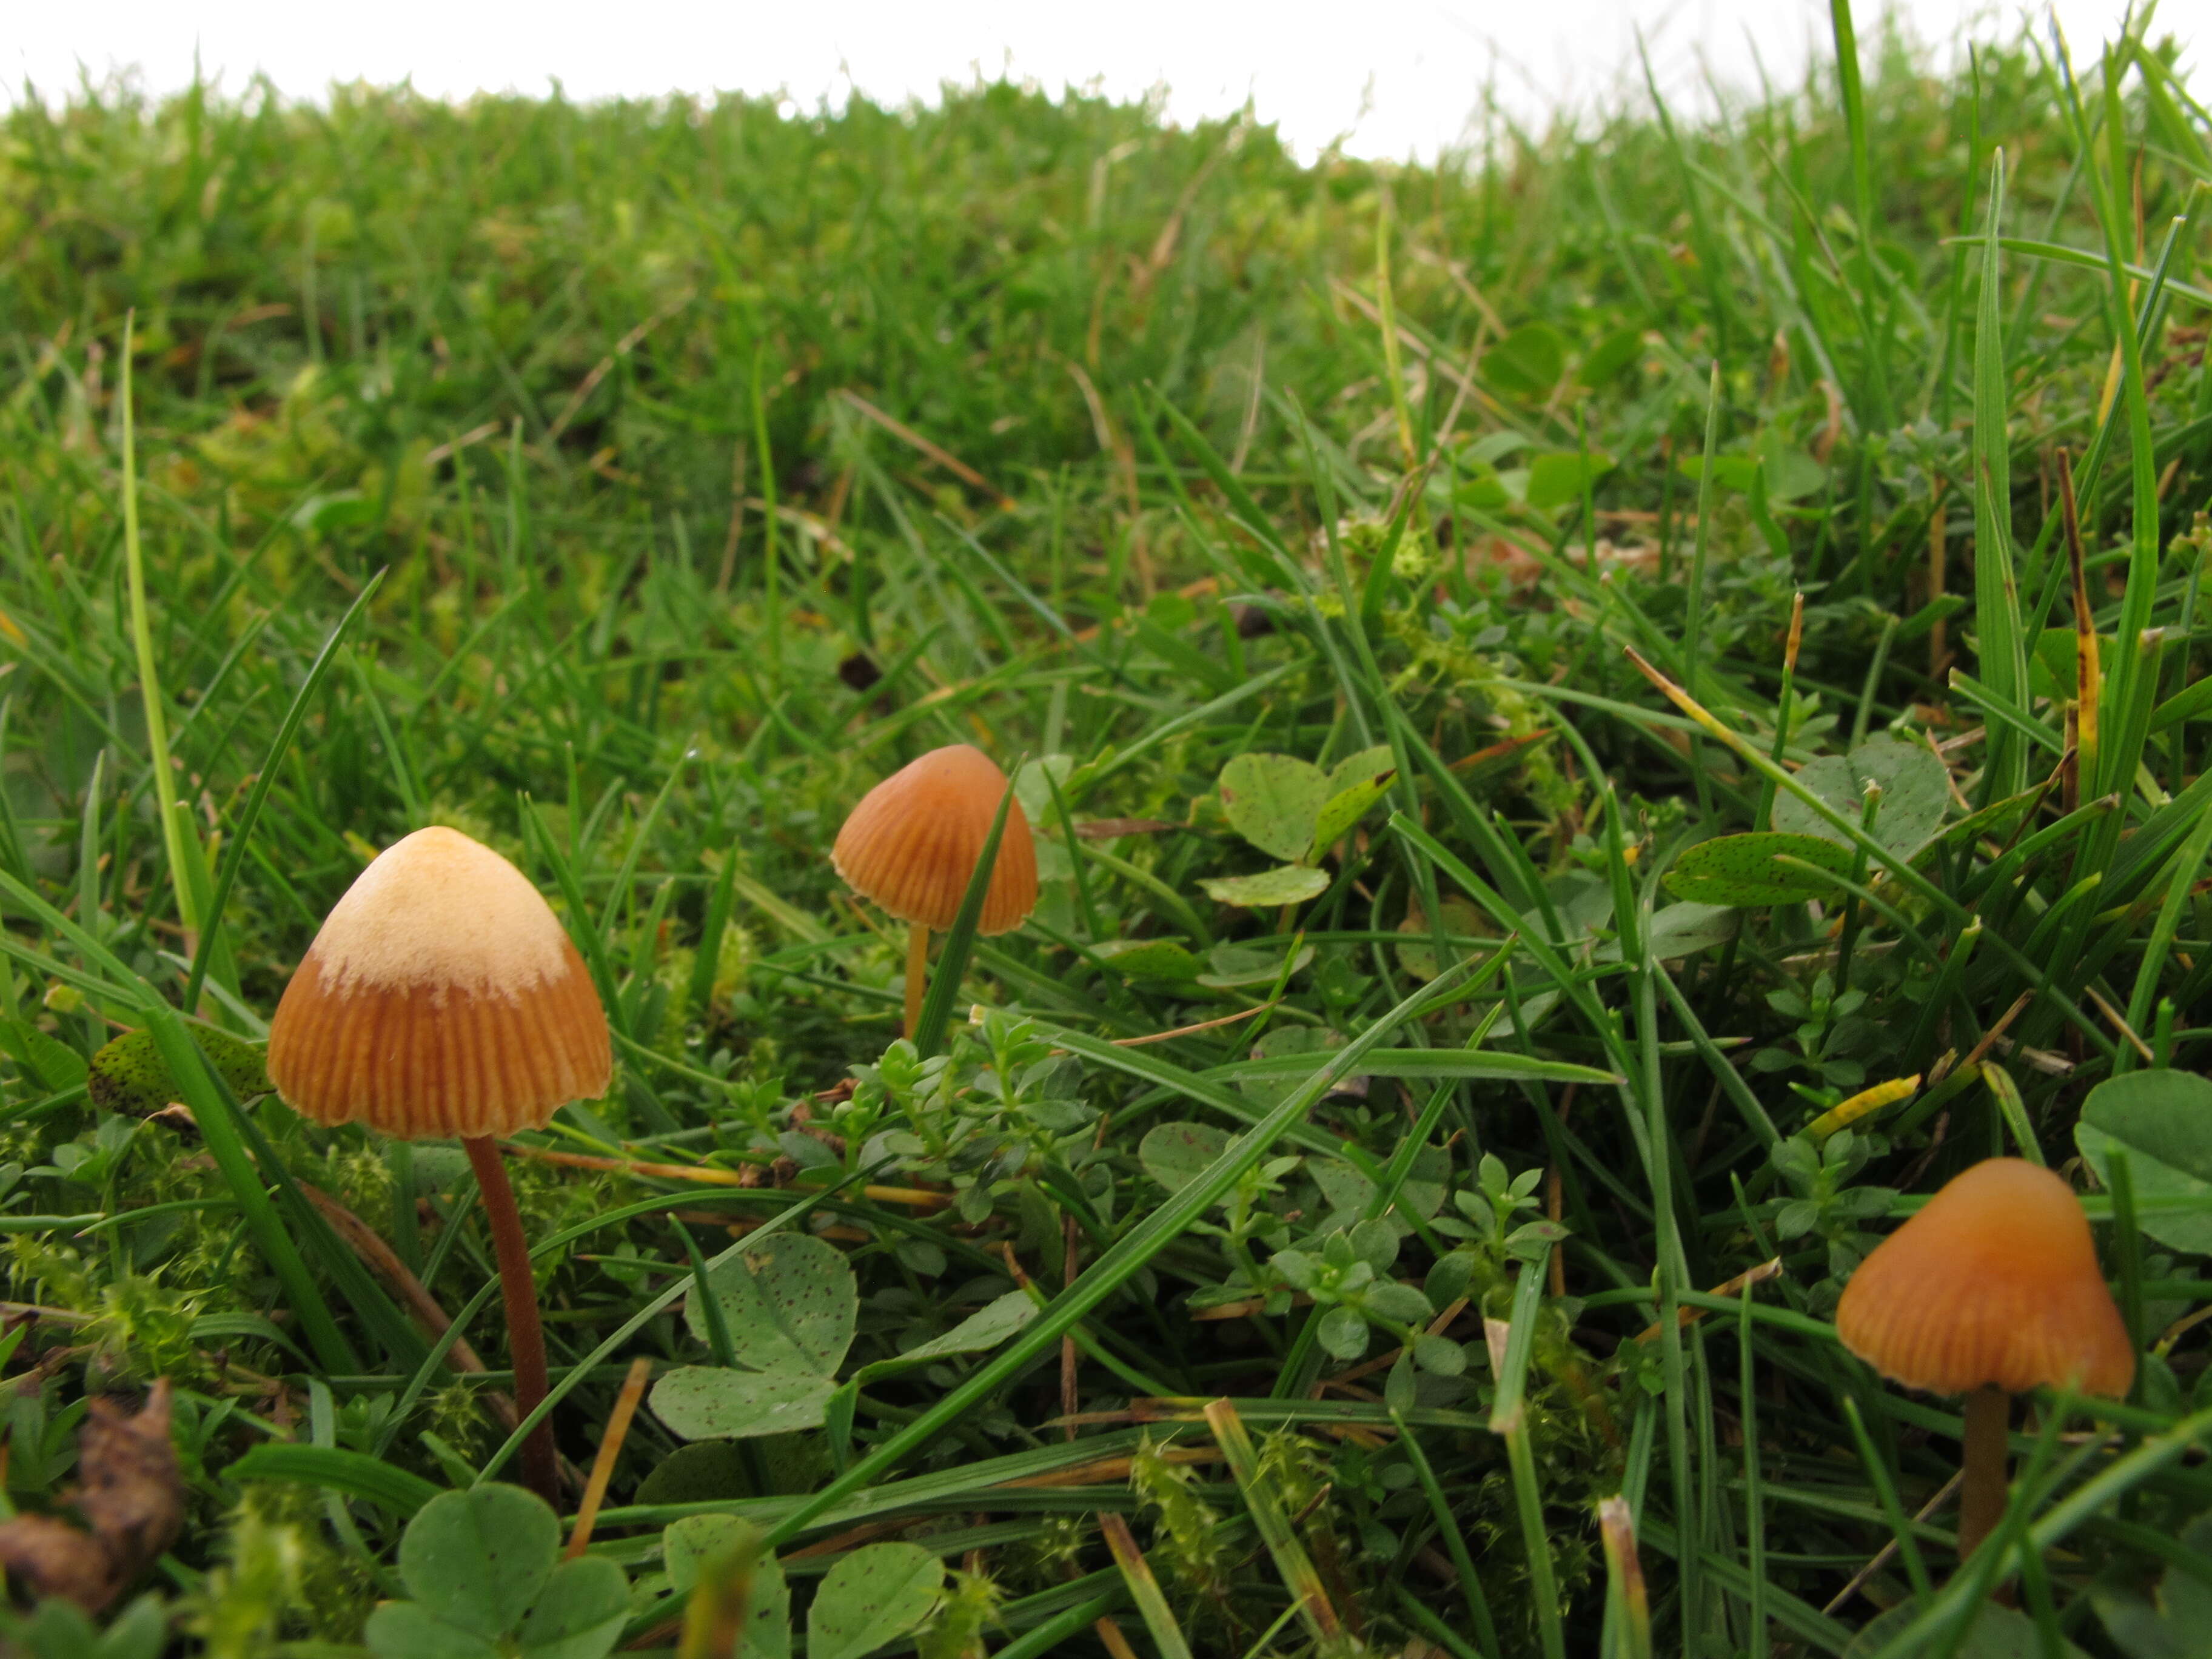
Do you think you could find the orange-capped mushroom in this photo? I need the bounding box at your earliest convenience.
[831,745,1036,1035]
[1837,1158,2133,1559]
[266,825,611,1507]
[267,826,610,1140]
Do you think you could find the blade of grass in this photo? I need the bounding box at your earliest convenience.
[1203,1398,1349,1656]
[1098,1512,1195,1659]
[184,572,386,1014]
[677,840,740,1033]
[118,313,205,944]
[913,764,1020,1057]
[1971,151,2029,805]
[1487,1255,1567,1659]
[1392,1406,1501,1659]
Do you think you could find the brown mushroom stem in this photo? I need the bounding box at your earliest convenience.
[1958,1385,2009,1560]
[904,922,929,1039]
[464,1136,559,1508]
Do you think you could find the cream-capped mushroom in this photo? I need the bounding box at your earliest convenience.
[267,825,609,1506]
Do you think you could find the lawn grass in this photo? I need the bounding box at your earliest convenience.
[4,5,2212,1654]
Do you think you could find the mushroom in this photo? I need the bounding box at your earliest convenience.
[266,826,611,1507]
[1835,1157,2134,1560]
[831,744,1038,1037]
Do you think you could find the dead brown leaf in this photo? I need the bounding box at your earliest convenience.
[0,1379,183,1612]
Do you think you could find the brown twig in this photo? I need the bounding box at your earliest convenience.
[1108,1001,1279,1048]
[1822,1472,1962,1614]
[1634,1259,1783,1343]
[503,1141,950,1209]
[833,387,1010,508]
[545,292,694,444]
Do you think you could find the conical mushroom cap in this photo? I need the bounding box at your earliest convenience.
[1836,1158,2134,1399]
[266,826,612,1140]
[831,745,1037,935]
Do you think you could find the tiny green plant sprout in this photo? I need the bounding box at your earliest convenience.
[266,826,612,1509]
[831,744,1038,1037]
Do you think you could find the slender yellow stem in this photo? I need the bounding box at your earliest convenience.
[904,922,928,1040]
[566,1356,652,1557]
[1959,1386,2011,1560]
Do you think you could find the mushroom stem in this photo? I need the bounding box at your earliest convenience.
[904,922,929,1040]
[464,1136,559,1507]
[1958,1385,2010,1560]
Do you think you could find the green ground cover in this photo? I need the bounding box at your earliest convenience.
[4,5,2212,1653]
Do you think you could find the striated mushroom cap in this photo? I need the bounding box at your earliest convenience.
[266,826,611,1140]
[831,744,1037,936]
[1836,1158,2134,1399]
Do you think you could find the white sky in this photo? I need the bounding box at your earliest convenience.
[3,1,2187,161]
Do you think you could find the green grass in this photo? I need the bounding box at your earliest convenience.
[4,7,2212,1654]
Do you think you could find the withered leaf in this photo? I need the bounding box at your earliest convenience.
[0,1379,183,1613]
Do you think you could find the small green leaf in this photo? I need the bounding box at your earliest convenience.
[365,1601,500,1659]
[1090,939,1204,982]
[2076,1071,2212,1256]
[651,1367,840,1441]
[665,1518,790,1659]
[1396,896,1492,981]
[1196,941,1315,988]
[2080,1071,2212,1185]
[1218,752,1331,862]
[1525,451,1614,511]
[687,1233,857,1377]
[1309,768,1397,860]
[806,1542,945,1659]
[1663,833,1855,906]
[636,1443,755,1506]
[10,1595,170,1659]
[1640,900,1740,960]
[665,1516,750,1595]
[1235,1025,1346,1107]
[1011,756,1074,825]
[1676,453,1762,492]
[1413,1333,1467,1376]
[397,1485,560,1640]
[1139,1122,1233,1193]
[1326,745,1396,796]
[2094,1510,2212,1658]
[1485,323,1567,399]
[1198,865,1329,908]
[885,1291,1037,1366]
[0,1019,89,1094]
[1773,737,1951,856]
[1577,324,1645,388]
[1317,1305,1369,1360]
[1753,430,1826,501]
[514,1557,629,1659]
